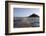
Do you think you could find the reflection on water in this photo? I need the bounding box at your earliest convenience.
[14,17,40,28]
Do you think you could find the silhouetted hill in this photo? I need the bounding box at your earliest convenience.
[29,14,39,17]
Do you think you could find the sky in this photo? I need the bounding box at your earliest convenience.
[13,8,39,17]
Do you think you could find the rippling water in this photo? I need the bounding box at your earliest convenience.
[14,17,40,28]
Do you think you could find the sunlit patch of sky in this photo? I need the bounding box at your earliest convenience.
[13,8,40,17]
